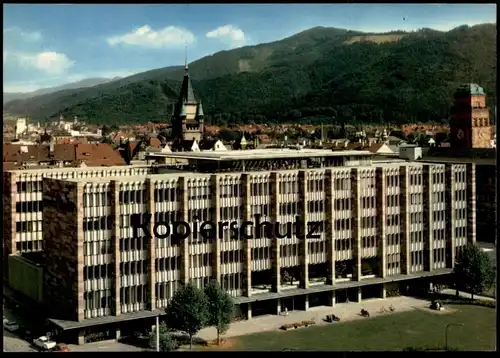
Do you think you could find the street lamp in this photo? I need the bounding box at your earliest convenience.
[156,315,160,352]
[445,323,464,349]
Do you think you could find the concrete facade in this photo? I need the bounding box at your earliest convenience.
[39,159,475,343]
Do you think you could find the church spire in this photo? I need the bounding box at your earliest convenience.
[184,45,188,71]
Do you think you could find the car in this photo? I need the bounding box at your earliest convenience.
[3,318,20,332]
[33,336,57,351]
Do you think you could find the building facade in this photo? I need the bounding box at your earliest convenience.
[40,153,475,344]
[2,165,157,278]
[450,83,494,149]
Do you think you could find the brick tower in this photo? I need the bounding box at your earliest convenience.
[450,83,493,149]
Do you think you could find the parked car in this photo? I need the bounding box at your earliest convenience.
[3,318,20,332]
[33,336,57,351]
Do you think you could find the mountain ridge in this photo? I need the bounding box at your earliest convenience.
[3,24,496,125]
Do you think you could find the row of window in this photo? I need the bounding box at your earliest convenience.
[16,240,42,252]
[154,188,180,203]
[335,198,351,211]
[409,193,423,205]
[155,256,182,271]
[409,174,423,186]
[454,170,466,183]
[280,243,299,257]
[84,216,113,232]
[84,264,114,280]
[308,240,325,254]
[15,220,42,233]
[433,210,446,222]
[120,285,148,305]
[120,261,149,275]
[192,253,215,267]
[410,231,424,244]
[433,191,445,203]
[280,202,298,216]
[433,229,446,241]
[308,179,324,192]
[361,216,377,229]
[308,200,325,213]
[361,196,376,209]
[220,206,243,220]
[387,175,399,187]
[189,208,211,221]
[410,251,424,266]
[279,181,297,195]
[188,185,210,200]
[387,194,400,207]
[118,190,147,205]
[411,212,424,224]
[361,236,376,248]
[455,189,467,202]
[335,238,353,251]
[84,240,112,256]
[16,181,43,193]
[387,233,399,246]
[252,204,269,217]
[221,184,242,198]
[387,214,400,226]
[252,182,269,196]
[455,227,467,238]
[83,192,112,208]
[432,172,445,184]
[16,201,44,213]
[119,237,149,251]
[84,290,112,310]
[221,273,242,291]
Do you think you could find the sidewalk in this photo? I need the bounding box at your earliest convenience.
[440,289,496,302]
[196,296,429,342]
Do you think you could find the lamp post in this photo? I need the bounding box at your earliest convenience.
[445,323,464,349]
[156,315,160,352]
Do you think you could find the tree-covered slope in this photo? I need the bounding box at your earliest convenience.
[3,24,496,125]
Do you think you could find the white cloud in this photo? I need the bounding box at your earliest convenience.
[3,27,42,42]
[16,51,75,74]
[206,25,246,47]
[107,25,195,49]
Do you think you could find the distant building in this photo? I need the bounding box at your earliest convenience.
[399,144,423,161]
[450,83,494,149]
[170,60,205,150]
[15,118,28,139]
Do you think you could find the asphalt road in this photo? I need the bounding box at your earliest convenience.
[3,302,38,352]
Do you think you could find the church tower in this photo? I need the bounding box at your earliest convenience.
[450,83,493,149]
[170,55,204,151]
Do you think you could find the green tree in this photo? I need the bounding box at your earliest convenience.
[165,282,209,349]
[204,280,234,345]
[453,243,495,299]
[149,322,179,352]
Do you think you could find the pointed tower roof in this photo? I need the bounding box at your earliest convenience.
[180,102,187,117]
[179,50,196,104]
[196,101,204,117]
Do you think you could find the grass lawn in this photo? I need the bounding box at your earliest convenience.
[208,305,496,351]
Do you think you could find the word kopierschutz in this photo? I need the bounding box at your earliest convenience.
[131,214,322,244]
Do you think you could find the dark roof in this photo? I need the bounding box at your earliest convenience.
[181,139,196,151]
[3,143,126,168]
[198,139,218,150]
[179,66,196,104]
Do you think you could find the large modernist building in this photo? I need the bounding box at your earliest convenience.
[2,164,157,278]
[37,149,475,344]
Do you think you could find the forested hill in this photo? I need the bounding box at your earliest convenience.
[3,24,496,126]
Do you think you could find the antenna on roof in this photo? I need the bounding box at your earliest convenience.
[184,44,188,70]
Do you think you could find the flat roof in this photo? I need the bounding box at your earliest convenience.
[420,156,496,166]
[6,163,157,174]
[60,160,441,184]
[146,149,375,161]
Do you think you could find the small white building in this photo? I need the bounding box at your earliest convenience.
[399,144,423,161]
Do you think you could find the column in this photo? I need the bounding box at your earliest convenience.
[466,163,476,245]
[325,169,336,284]
[76,182,85,322]
[445,165,456,268]
[350,168,361,281]
[422,165,434,272]
[330,291,336,306]
[399,166,410,275]
[357,287,362,302]
[115,328,121,341]
[276,299,281,315]
[210,175,221,283]
[241,174,252,296]
[381,284,387,298]
[298,170,309,289]
[146,178,156,311]
[77,330,85,345]
[179,177,189,285]
[247,303,252,320]
[375,167,387,278]
[304,294,309,311]
[3,171,17,280]
[110,180,121,316]
[270,172,281,292]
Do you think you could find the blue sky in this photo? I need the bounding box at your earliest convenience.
[3,3,496,93]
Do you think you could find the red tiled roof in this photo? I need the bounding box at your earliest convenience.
[3,143,126,167]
